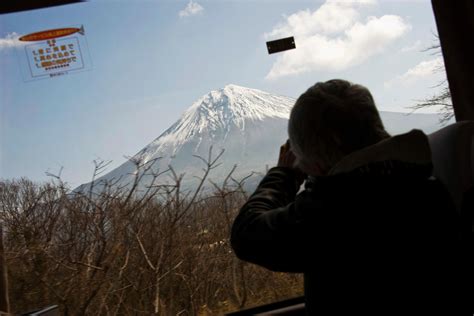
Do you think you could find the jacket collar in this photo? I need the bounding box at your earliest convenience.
[320,129,432,178]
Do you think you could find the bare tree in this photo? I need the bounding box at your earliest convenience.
[0,149,303,315]
[411,37,454,123]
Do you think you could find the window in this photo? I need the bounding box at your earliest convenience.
[0,1,452,314]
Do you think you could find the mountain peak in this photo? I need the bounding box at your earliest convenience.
[203,84,260,100]
[221,84,248,93]
[190,84,293,123]
[140,85,295,159]
[223,83,244,90]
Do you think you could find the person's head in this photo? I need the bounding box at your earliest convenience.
[288,79,390,176]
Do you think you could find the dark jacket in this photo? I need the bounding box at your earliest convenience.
[231,130,470,315]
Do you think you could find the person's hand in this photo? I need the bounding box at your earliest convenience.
[278,140,297,168]
[278,140,307,185]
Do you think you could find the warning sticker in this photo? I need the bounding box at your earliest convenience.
[25,37,84,78]
[17,25,91,81]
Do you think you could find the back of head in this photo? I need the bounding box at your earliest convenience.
[288,79,389,174]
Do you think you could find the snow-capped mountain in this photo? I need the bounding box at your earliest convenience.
[74,84,444,194]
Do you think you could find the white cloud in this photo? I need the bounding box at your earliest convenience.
[385,57,444,87]
[0,33,24,51]
[179,0,204,18]
[264,0,411,80]
[265,0,375,38]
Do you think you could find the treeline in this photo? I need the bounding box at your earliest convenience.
[0,153,302,315]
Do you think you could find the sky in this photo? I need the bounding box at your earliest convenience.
[0,0,448,187]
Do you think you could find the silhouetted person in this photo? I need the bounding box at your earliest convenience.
[231,79,468,315]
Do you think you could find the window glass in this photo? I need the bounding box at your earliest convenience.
[0,1,452,313]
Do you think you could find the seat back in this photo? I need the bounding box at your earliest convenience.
[428,121,474,215]
[429,121,474,314]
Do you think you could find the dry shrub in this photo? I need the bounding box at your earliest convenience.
[0,150,303,315]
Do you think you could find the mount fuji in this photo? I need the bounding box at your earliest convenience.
[74,84,444,194]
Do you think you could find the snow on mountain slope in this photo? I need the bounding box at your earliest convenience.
[74,84,445,194]
[139,84,293,163]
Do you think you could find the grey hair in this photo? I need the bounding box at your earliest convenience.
[288,79,390,173]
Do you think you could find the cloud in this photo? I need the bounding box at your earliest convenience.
[385,57,444,87]
[265,0,376,38]
[0,32,24,51]
[264,0,410,80]
[179,0,204,18]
